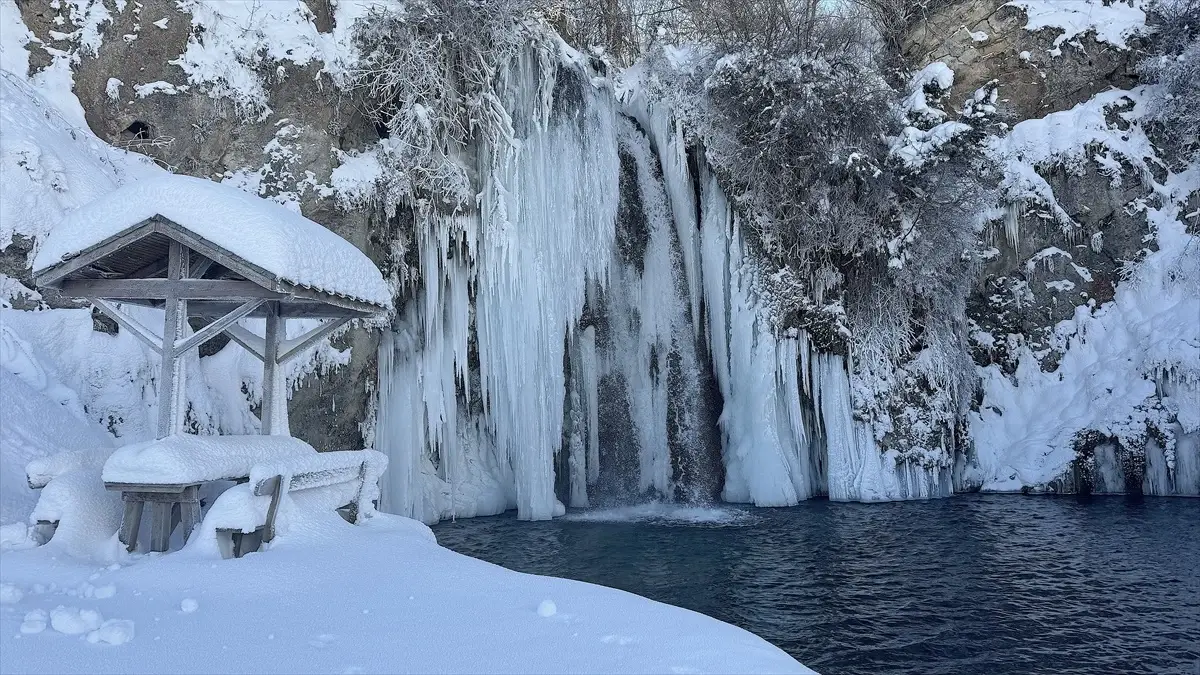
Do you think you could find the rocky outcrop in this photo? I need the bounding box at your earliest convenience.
[902,0,1142,119]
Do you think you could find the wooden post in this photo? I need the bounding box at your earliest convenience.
[156,241,188,439]
[179,485,201,544]
[149,501,173,552]
[261,301,288,435]
[119,499,144,552]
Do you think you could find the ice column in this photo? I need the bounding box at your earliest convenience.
[474,48,619,519]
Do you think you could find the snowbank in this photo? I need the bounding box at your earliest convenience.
[0,510,810,674]
[0,326,113,525]
[32,174,392,308]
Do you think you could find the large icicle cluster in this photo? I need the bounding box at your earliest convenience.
[474,49,620,519]
[377,47,619,521]
[698,164,952,505]
[375,45,963,521]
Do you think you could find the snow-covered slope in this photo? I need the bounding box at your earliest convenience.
[0,327,112,524]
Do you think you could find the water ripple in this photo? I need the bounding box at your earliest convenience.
[435,495,1200,675]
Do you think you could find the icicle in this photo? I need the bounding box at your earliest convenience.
[644,103,703,338]
[580,326,599,486]
[1005,201,1021,252]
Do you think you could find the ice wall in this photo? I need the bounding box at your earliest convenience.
[695,164,950,505]
[377,49,619,521]
[376,49,962,523]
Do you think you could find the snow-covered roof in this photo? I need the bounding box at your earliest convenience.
[32,174,392,309]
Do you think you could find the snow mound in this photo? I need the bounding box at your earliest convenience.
[86,618,135,645]
[1,511,811,673]
[32,174,392,309]
[1,328,114,525]
[1006,0,1150,52]
[102,435,317,485]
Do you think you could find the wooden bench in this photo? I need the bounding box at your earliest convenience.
[216,450,383,558]
[25,472,59,545]
[25,449,113,545]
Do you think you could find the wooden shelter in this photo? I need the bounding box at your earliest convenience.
[34,212,389,439]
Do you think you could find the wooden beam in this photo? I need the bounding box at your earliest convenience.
[129,257,169,280]
[155,218,283,294]
[174,298,266,354]
[89,299,163,354]
[61,279,285,300]
[156,241,188,439]
[224,324,265,361]
[189,255,214,280]
[260,302,285,435]
[277,317,351,364]
[183,301,367,320]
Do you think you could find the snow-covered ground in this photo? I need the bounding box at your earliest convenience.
[0,323,807,674]
[0,512,807,674]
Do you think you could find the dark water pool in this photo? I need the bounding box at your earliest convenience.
[433,495,1200,674]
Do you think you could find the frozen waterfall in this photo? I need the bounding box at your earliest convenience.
[375,48,965,524]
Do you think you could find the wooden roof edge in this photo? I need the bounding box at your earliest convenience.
[33,217,159,288]
[36,214,389,315]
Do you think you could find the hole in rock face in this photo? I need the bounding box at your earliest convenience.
[374,121,390,139]
[122,120,151,140]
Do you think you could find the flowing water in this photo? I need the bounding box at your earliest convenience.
[433,495,1200,674]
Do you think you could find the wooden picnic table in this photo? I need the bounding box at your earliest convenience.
[106,480,226,553]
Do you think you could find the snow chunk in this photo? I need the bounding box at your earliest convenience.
[909,62,954,93]
[104,77,122,101]
[86,619,134,645]
[1006,0,1149,51]
[33,174,392,308]
[152,17,168,29]
[20,609,47,634]
[537,599,557,617]
[50,606,103,635]
[963,27,989,42]
[102,435,317,485]
[132,80,183,97]
[180,598,198,613]
[0,582,23,604]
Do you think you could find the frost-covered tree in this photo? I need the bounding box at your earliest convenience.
[643,2,996,459]
[1139,0,1200,159]
[348,0,537,212]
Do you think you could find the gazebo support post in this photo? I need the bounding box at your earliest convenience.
[156,241,189,439]
[261,301,288,436]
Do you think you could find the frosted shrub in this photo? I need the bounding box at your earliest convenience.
[643,4,997,461]
[1139,0,1200,159]
[348,0,535,211]
[698,50,895,264]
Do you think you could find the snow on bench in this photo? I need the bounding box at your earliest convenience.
[101,435,317,487]
[23,449,121,552]
[206,449,388,558]
[27,448,113,490]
